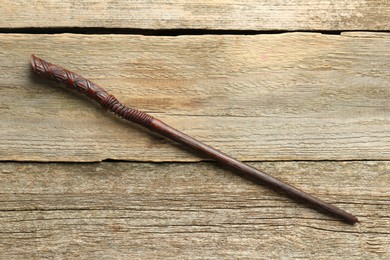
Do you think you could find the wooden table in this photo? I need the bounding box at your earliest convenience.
[1,1,389,259]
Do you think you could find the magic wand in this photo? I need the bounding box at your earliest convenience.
[30,54,358,224]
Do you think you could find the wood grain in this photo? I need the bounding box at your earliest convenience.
[1,32,389,162]
[1,0,389,31]
[0,161,389,259]
[1,1,389,259]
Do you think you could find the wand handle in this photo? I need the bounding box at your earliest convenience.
[31,55,153,127]
[30,55,358,224]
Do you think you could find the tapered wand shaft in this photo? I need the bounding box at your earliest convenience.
[30,55,358,224]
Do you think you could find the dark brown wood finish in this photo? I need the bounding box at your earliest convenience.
[30,54,358,224]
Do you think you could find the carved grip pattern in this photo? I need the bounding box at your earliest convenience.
[31,55,154,128]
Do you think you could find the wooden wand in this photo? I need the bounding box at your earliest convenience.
[30,54,358,224]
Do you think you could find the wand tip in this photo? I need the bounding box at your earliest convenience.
[345,215,359,225]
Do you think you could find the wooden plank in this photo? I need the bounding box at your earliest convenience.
[0,161,389,258]
[0,33,389,162]
[1,1,389,31]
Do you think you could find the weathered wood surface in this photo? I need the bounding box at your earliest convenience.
[1,0,389,31]
[1,32,389,162]
[1,161,389,259]
[1,0,389,259]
